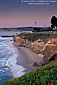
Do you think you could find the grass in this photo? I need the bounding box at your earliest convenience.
[17,33,57,42]
[2,59,57,85]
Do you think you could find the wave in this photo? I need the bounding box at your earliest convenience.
[0,37,26,79]
[6,46,26,78]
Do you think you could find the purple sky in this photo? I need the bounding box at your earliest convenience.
[0,0,57,27]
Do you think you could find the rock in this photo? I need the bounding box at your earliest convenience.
[48,41,52,44]
[38,54,44,59]
[33,62,39,67]
[42,42,57,62]
[25,39,29,47]
[14,36,57,64]
[14,37,29,47]
[30,41,45,53]
[47,38,57,45]
[37,39,42,42]
[30,43,40,53]
[51,38,57,45]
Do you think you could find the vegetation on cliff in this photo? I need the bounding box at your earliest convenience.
[17,33,57,42]
[3,59,57,85]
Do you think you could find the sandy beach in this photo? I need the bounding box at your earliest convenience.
[6,41,43,73]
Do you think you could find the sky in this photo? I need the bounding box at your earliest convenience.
[0,0,57,28]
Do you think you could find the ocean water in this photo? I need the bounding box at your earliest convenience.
[0,37,26,85]
[0,31,21,36]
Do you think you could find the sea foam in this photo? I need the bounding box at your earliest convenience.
[6,46,26,78]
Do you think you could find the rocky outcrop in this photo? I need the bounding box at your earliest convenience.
[42,39,57,63]
[33,62,39,67]
[14,36,29,47]
[50,38,57,45]
[30,40,45,53]
[14,36,57,64]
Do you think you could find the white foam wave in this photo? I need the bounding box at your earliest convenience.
[0,39,26,78]
[6,48,26,78]
[0,37,13,40]
[0,69,2,72]
[4,68,9,71]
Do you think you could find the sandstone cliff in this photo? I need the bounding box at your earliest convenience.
[42,38,57,63]
[14,36,57,64]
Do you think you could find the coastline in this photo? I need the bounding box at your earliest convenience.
[14,42,43,72]
[6,40,43,74]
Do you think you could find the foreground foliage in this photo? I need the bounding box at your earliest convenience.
[3,59,57,85]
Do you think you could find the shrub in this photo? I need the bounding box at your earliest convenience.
[2,59,57,85]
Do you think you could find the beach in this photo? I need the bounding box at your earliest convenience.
[6,41,43,74]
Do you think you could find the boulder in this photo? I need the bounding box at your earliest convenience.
[33,62,39,67]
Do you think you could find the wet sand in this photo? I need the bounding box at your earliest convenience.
[6,41,43,73]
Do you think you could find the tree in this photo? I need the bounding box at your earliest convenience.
[33,27,43,32]
[51,16,57,28]
[47,27,53,31]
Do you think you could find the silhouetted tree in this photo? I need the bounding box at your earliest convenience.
[33,27,43,32]
[47,27,53,31]
[51,16,57,28]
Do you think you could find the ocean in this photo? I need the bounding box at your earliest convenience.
[0,31,21,36]
[0,32,26,85]
[0,37,14,84]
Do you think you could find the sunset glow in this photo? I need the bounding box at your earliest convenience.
[0,0,57,27]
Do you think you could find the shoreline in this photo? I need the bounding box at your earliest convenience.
[6,40,43,74]
[14,42,43,72]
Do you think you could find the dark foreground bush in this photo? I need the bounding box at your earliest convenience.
[3,59,57,85]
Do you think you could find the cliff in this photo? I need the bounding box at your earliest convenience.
[14,34,57,64]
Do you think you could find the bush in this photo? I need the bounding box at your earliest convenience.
[2,59,57,85]
[18,34,57,42]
